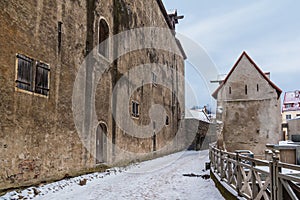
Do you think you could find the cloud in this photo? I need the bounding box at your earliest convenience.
[181,1,278,42]
[178,1,300,74]
[246,37,300,73]
[165,0,300,105]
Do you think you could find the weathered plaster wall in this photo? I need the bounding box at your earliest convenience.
[288,118,300,140]
[0,0,93,191]
[185,119,218,151]
[0,0,185,192]
[216,55,281,155]
[104,0,186,164]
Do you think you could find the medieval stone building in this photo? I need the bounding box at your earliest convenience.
[212,52,282,156]
[0,0,186,192]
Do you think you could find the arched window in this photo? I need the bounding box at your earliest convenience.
[98,19,109,58]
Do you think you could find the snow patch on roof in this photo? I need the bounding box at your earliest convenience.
[185,109,210,123]
[167,9,177,15]
[283,90,300,112]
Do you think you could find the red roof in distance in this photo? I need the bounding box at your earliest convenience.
[282,91,300,112]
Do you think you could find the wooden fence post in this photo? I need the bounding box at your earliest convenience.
[269,159,275,200]
[212,148,215,172]
[236,152,242,196]
[251,160,258,198]
[217,149,221,173]
[220,151,225,180]
[274,150,282,199]
[270,151,280,200]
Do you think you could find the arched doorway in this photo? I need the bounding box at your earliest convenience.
[96,123,107,164]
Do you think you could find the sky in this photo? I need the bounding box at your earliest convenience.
[162,0,300,110]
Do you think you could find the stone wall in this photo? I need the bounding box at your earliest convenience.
[215,53,281,155]
[185,119,217,150]
[0,0,185,192]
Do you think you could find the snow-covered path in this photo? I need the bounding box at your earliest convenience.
[1,150,224,200]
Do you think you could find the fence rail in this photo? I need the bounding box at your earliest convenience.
[209,144,300,200]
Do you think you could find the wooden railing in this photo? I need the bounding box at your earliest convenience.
[209,144,300,200]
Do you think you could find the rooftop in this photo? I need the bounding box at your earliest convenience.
[212,51,282,99]
[282,90,300,112]
[185,109,211,123]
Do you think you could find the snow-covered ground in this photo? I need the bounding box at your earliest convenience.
[1,150,224,200]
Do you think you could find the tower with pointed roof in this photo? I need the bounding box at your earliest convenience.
[212,52,282,155]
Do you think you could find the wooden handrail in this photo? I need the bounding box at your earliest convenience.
[209,144,300,200]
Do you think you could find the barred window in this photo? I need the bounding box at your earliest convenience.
[16,54,50,96]
[132,101,139,118]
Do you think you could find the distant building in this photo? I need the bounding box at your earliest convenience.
[282,91,300,139]
[288,118,300,141]
[185,109,217,150]
[212,52,282,156]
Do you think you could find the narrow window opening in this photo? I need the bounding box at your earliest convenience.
[132,101,139,117]
[229,86,231,94]
[245,85,248,95]
[165,116,169,126]
[98,19,109,58]
[58,21,63,52]
[152,72,157,86]
[257,84,259,92]
[86,41,89,55]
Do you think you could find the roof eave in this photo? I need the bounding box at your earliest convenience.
[211,51,282,99]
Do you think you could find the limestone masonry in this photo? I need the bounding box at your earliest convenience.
[0,0,187,192]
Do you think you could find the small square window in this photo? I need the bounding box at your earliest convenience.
[132,101,139,117]
[286,114,292,120]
